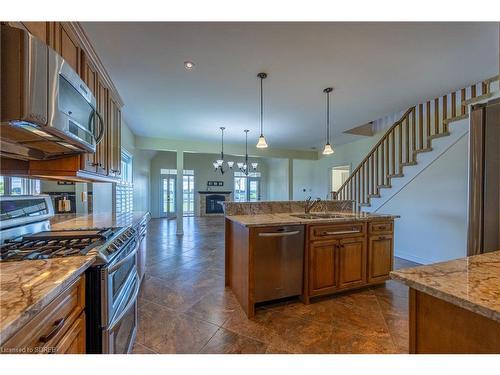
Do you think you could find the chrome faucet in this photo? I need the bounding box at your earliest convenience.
[304,196,321,214]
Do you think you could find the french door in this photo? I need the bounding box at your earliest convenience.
[248,177,260,202]
[234,175,260,202]
[161,175,176,218]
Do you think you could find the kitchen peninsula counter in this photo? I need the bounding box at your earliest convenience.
[51,211,149,230]
[0,256,94,346]
[391,251,500,353]
[0,211,150,347]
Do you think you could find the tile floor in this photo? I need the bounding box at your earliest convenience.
[133,217,419,354]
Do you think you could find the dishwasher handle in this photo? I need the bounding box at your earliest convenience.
[258,230,301,237]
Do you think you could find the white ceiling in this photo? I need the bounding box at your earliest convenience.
[82,22,498,150]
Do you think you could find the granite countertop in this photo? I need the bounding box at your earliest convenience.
[0,211,150,345]
[225,211,399,227]
[391,251,500,323]
[0,256,94,345]
[51,211,149,230]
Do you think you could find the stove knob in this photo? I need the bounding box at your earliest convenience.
[108,243,118,252]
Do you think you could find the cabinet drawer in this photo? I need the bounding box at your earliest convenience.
[2,275,85,353]
[369,221,393,234]
[309,222,365,241]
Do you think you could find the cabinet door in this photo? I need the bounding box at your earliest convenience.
[107,96,121,177]
[21,22,48,43]
[338,237,367,289]
[80,53,98,173]
[54,313,86,354]
[368,234,394,283]
[309,240,338,296]
[95,78,108,175]
[56,23,80,73]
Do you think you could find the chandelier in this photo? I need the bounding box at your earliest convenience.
[213,127,234,174]
[237,129,258,176]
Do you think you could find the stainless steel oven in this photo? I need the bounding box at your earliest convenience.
[103,273,140,354]
[86,226,141,354]
[1,24,104,160]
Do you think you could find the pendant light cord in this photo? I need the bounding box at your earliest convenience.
[326,91,330,143]
[260,77,264,136]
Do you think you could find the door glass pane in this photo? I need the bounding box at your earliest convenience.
[183,175,194,215]
[168,177,175,213]
[249,179,260,202]
[234,177,247,202]
[0,177,4,195]
[162,179,169,214]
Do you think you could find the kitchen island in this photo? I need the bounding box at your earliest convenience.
[224,201,398,318]
[391,251,500,353]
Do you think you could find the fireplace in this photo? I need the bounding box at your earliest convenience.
[198,191,232,216]
[206,194,225,214]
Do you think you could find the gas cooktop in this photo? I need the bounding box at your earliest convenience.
[0,228,117,262]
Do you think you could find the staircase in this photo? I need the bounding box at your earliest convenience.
[333,75,499,209]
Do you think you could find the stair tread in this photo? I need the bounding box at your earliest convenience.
[414,147,433,154]
[428,132,451,140]
[401,161,418,166]
[387,173,404,178]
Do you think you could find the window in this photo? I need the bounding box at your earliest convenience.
[234,172,261,202]
[0,176,40,196]
[160,169,195,217]
[331,165,350,193]
[183,170,195,216]
[115,150,133,213]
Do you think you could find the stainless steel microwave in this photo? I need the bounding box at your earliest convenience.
[0,24,104,160]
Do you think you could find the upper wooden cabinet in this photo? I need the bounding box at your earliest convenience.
[107,96,122,178]
[55,23,80,73]
[1,22,123,183]
[21,22,49,44]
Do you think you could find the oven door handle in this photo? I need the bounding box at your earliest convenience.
[108,274,140,331]
[108,242,138,274]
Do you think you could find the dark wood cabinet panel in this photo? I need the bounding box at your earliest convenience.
[338,237,367,289]
[107,96,121,178]
[55,313,86,354]
[21,22,48,43]
[56,23,80,73]
[95,78,109,175]
[80,52,98,173]
[368,234,393,283]
[309,240,338,296]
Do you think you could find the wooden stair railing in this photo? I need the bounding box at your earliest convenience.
[334,75,499,208]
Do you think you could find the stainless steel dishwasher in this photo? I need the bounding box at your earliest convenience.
[253,225,305,303]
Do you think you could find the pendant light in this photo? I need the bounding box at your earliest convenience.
[256,72,269,148]
[322,87,334,155]
[213,127,234,174]
[237,129,258,175]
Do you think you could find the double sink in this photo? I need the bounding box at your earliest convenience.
[290,213,353,219]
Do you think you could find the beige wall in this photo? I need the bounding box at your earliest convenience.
[150,151,269,218]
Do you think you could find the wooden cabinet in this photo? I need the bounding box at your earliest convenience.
[55,23,80,73]
[53,313,86,354]
[107,96,122,178]
[80,52,99,173]
[338,237,367,289]
[21,22,49,44]
[0,22,123,184]
[306,220,392,300]
[309,240,338,296]
[368,233,393,283]
[95,78,109,175]
[1,275,86,354]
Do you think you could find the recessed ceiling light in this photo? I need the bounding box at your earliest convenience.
[184,61,195,70]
